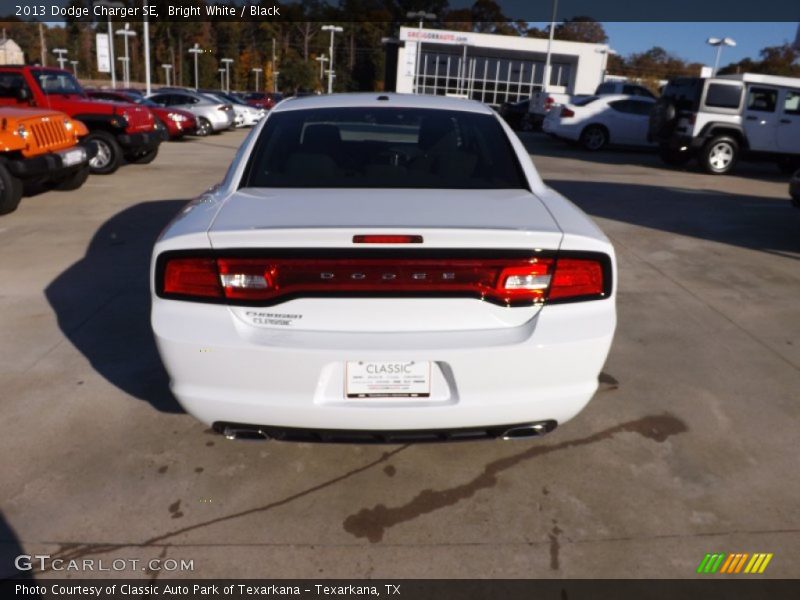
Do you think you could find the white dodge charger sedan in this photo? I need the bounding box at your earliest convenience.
[543,94,656,151]
[151,93,616,443]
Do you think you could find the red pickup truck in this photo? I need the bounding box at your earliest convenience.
[0,66,162,174]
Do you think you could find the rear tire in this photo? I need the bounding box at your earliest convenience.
[194,118,212,137]
[126,147,159,165]
[580,125,609,151]
[0,164,24,215]
[85,131,122,175]
[699,136,739,175]
[53,164,90,191]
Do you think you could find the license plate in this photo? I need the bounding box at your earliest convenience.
[60,148,85,167]
[345,361,431,398]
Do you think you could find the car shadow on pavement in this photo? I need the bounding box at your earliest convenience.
[0,513,31,581]
[519,132,789,182]
[547,180,800,258]
[44,200,188,414]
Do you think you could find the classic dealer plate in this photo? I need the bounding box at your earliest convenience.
[345,361,431,398]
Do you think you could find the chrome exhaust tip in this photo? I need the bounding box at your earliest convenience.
[222,426,270,441]
[501,421,556,441]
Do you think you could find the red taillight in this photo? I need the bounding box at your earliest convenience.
[548,258,605,300]
[157,253,609,306]
[560,107,575,118]
[544,96,555,110]
[353,235,423,244]
[162,258,222,298]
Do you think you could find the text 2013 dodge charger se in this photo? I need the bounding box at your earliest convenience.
[151,94,616,443]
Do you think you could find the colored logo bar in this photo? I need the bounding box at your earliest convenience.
[697,553,773,574]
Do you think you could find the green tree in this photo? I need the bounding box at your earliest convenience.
[554,17,608,44]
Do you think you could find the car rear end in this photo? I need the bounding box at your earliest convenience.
[648,77,704,146]
[529,91,572,129]
[151,97,616,441]
[113,102,163,158]
[543,96,598,141]
[198,98,235,132]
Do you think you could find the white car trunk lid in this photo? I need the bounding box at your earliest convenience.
[207,188,563,332]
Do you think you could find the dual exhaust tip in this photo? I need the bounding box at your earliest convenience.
[220,421,556,443]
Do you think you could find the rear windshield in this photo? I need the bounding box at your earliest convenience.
[573,96,598,107]
[242,107,527,190]
[661,78,703,111]
[595,82,616,94]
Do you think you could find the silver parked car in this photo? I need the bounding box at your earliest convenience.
[203,91,265,127]
[147,89,234,136]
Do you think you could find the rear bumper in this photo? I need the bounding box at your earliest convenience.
[152,298,616,432]
[117,130,162,153]
[654,133,703,152]
[5,142,94,179]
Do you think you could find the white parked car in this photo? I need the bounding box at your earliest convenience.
[543,94,656,150]
[203,92,265,127]
[151,93,617,443]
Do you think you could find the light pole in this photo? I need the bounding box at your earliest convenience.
[218,68,225,91]
[118,56,129,87]
[188,43,203,91]
[53,48,68,70]
[406,11,436,94]
[161,63,172,86]
[143,0,151,95]
[221,58,234,93]
[70,60,79,78]
[116,23,136,87]
[321,25,343,94]
[543,0,559,93]
[707,37,736,75]
[94,0,123,88]
[251,67,262,92]
[315,54,328,83]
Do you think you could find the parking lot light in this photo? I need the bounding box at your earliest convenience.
[221,58,234,93]
[52,48,68,70]
[161,63,172,86]
[251,67,263,92]
[115,24,136,87]
[707,37,736,76]
[188,44,203,91]
[321,25,343,94]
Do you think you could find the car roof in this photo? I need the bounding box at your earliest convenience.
[597,94,654,103]
[271,92,496,115]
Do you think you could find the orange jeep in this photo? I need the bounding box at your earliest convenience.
[0,107,94,214]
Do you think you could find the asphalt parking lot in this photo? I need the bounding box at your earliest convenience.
[1,129,798,579]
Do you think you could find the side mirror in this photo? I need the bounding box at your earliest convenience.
[17,87,30,103]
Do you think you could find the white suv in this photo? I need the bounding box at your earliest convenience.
[649,73,800,174]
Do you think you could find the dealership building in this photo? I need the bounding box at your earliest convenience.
[385,27,610,106]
